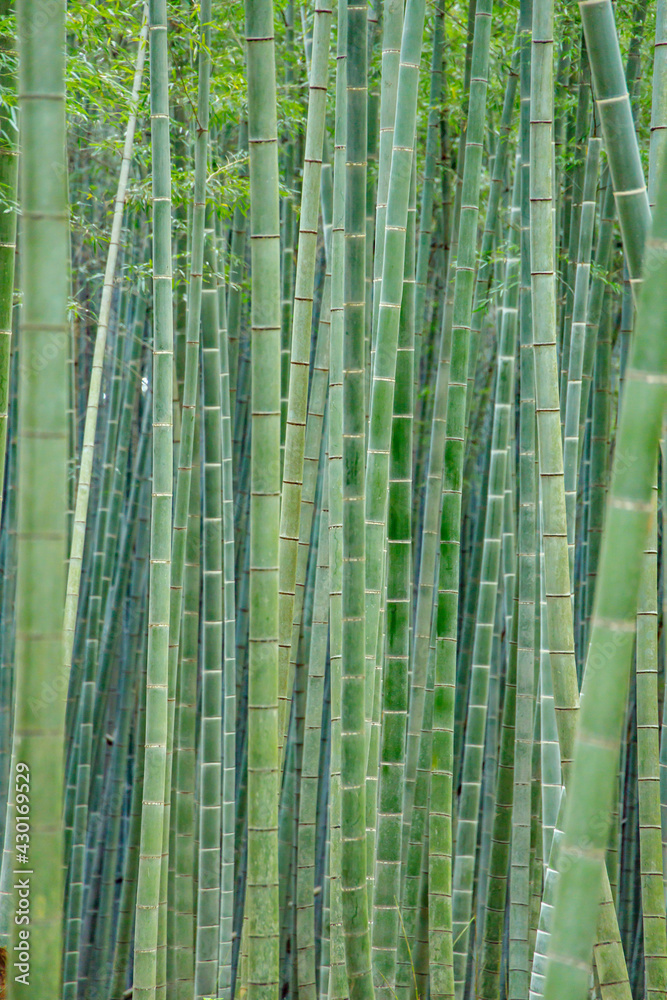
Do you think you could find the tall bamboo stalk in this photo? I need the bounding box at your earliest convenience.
[543,114,667,1000]
[0,0,17,529]
[341,3,373,999]
[133,1,174,995]
[245,2,282,999]
[11,0,68,994]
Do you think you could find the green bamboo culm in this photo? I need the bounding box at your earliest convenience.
[577,0,650,284]
[133,1,174,997]
[366,0,427,993]
[0,0,17,528]
[63,10,148,698]
[277,0,332,755]
[542,104,667,1000]
[162,4,212,996]
[62,30,148,992]
[341,2,373,1000]
[11,0,69,995]
[166,2,210,995]
[196,224,224,1000]
[327,2,347,995]
[431,0,494,993]
[244,1,282,999]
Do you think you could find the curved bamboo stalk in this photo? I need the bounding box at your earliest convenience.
[63,9,148,699]
[542,110,667,1000]
[577,0,650,285]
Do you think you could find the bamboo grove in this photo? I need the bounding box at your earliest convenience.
[3,0,667,999]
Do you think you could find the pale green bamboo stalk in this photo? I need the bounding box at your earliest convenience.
[371,130,416,1000]
[530,787,633,1000]
[341,2,373,997]
[475,590,503,954]
[578,172,614,465]
[296,466,329,1000]
[245,2,282,998]
[289,276,331,703]
[528,790,564,1000]
[133,0,174,994]
[279,1,296,478]
[528,714,542,963]
[527,5,644,996]
[165,4,210,992]
[365,605,383,918]
[478,491,518,1000]
[536,503,562,871]
[584,293,611,654]
[63,11,148,699]
[0,0,17,529]
[110,524,150,1000]
[562,135,601,585]
[431,0,494,993]
[10,1,68,994]
[635,477,667,998]
[502,153,536,999]
[396,631,435,1000]
[403,302,453,876]
[510,12,536,982]
[530,0,579,775]
[649,0,667,207]
[653,2,667,909]
[287,159,333,745]
[543,106,667,1000]
[277,0,332,757]
[558,44,591,411]
[64,372,146,999]
[327,2,346,994]
[577,0,650,286]
[94,644,141,994]
[464,42,519,440]
[218,222,237,1000]
[111,712,148,1000]
[370,0,402,352]
[172,413,200,1000]
[227,121,248,418]
[413,5,443,393]
[450,199,515,1000]
[194,227,224,1000]
[158,0,211,992]
[363,0,426,768]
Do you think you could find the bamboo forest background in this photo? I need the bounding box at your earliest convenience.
[3,0,667,999]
